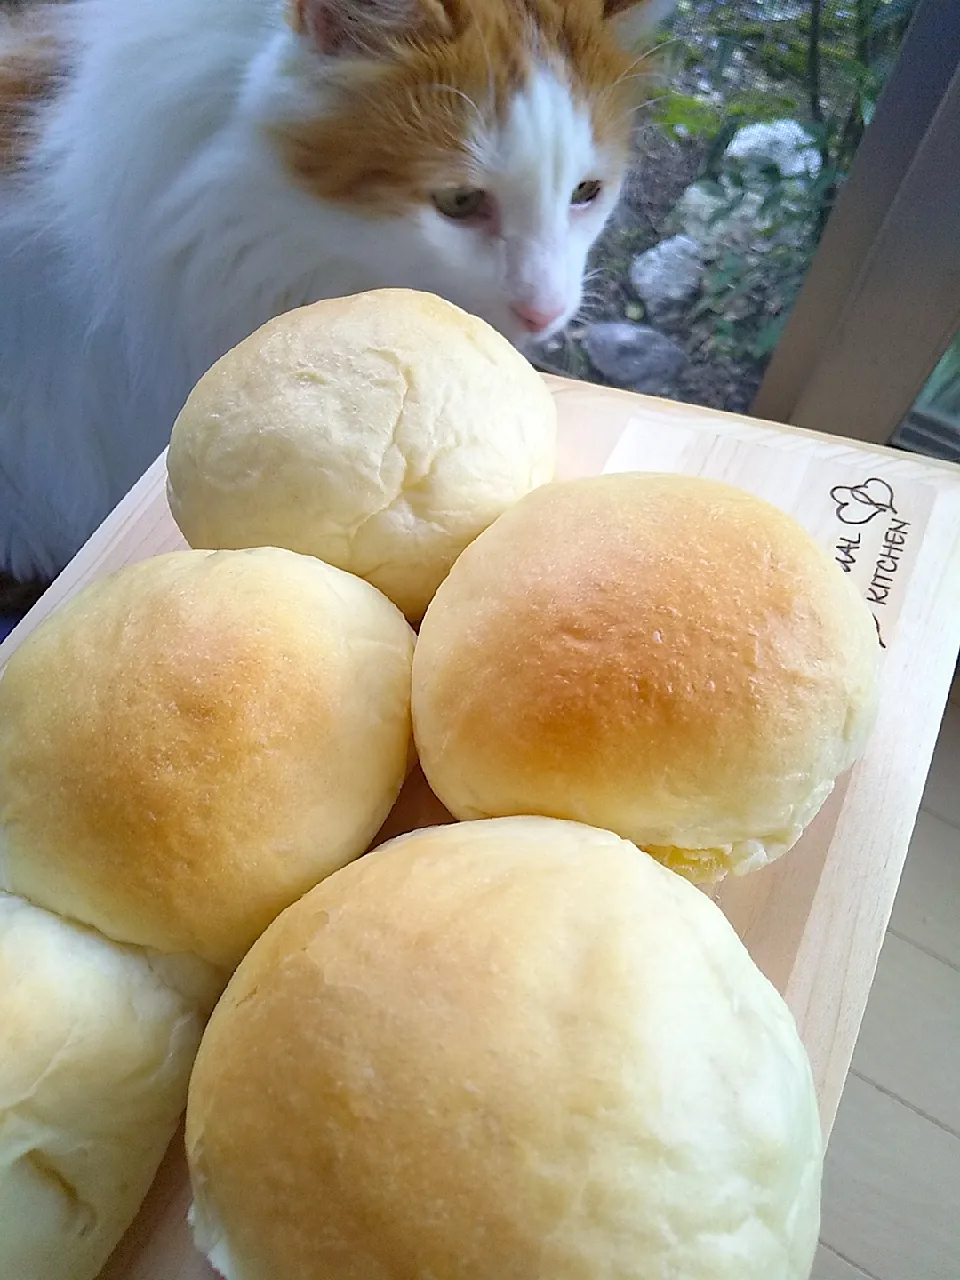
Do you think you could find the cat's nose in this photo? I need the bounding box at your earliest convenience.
[510,302,564,334]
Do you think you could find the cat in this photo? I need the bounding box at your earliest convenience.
[0,0,658,586]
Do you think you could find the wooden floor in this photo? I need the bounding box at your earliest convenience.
[813,695,960,1279]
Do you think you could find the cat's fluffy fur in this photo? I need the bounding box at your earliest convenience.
[0,0,654,582]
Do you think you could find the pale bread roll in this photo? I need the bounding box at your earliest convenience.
[412,473,880,882]
[166,289,557,622]
[0,546,414,970]
[185,817,822,1280]
[0,893,217,1280]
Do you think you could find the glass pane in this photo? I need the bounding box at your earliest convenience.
[891,330,960,463]
[536,0,919,413]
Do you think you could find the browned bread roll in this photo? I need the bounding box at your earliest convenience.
[0,545,415,1279]
[412,472,880,881]
[0,547,414,970]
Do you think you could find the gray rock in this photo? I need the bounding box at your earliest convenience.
[584,323,688,394]
[674,181,763,255]
[672,118,820,257]
[630,235,703,319]
[725,119,821,179]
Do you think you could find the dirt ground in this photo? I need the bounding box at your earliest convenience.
[537,121,765,415]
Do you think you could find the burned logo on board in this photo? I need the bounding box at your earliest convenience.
[830,477,910,650]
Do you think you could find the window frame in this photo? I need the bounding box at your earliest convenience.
[751,0,960,446]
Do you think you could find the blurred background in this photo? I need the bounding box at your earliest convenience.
[2,0,956,457]
[534,0,960,464]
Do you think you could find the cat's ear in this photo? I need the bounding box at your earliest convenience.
[290,0,455,56]
[604,0,674,44]
[604,0,676,30]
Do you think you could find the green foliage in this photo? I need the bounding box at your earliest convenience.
[916,334,960,421]
[687,153,834,362]
[656,94,724,138]
[659,88,803,141]
[656,0,919,368]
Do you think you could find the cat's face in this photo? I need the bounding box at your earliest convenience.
[268,0,654,347]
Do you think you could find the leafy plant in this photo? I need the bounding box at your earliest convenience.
[656,94,725,138]
[685,153,832,361]
[654,0,919,368]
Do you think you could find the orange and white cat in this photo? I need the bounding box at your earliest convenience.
[0,0,656,582]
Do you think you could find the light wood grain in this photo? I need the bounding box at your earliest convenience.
[569,381,960,1129]
[890,808,960,969]
[820,1075,960,1280]
[811,1245,873,1280]
[3,377,959,1280]
[852,933,960,1132]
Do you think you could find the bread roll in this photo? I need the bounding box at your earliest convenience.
[166,289,557,621]
[0,893,216,1280]
[412,473,880,882]
[0,547,414,970]
[186,816,822,1280]
[0,546,414,1278]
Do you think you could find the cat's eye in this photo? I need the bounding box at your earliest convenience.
[571,179,603,207]
[431,188,493,221]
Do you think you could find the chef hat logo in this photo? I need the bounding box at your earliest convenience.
[830,478,897,526]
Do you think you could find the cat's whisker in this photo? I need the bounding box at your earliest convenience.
[540,327,575,373]
[615,37,678,78]
[425,83,484,131]
[609,94,672,127]
[577,298,605,321]
[634,93,672,110]
[610,71,669,92]
[604,38,677,94]
[460,0,497,113]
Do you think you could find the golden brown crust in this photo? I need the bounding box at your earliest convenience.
[0,547,414,968]
[186,816,822,1280]
[412,474,880,880]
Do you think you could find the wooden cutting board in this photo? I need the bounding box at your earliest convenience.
[3,378,960,1280]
